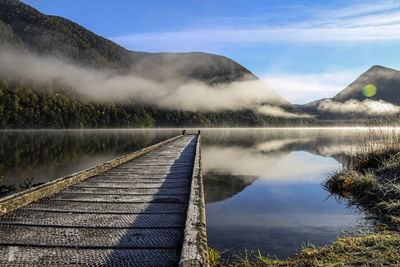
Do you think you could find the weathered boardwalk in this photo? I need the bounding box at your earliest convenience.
[0,134,208,266]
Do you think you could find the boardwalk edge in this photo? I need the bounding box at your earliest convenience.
[180,135,209,267]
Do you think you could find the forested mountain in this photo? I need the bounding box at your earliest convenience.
[0,0,255,83]
[0,0,311,128]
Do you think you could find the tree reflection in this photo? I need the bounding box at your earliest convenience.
[0,130,178,197]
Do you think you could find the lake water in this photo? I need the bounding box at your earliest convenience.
[0,128,374,258]
[201,128,372,259]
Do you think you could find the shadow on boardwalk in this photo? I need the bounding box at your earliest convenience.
[106,135,198,266]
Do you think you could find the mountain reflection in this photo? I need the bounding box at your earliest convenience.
[204,171,258,203]
[201,128,369,203]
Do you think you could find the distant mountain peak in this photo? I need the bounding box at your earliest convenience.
[333,65,400,104]
[298,65,400,120]
[368,65,394,71]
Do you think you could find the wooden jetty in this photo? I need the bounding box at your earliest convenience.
[0,133,208,266]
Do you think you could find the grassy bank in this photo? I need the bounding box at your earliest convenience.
[210,128,400,266]
[323,132,400,230]
[281,229,400,266]
[209,229,400,266]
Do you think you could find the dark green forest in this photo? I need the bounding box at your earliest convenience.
[0,75,314,128]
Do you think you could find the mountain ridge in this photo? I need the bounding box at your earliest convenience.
[333,65,400,104]
[0,0,257,85]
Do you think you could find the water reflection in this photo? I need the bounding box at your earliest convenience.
[0,128,380,259]
[203,171,258,203]
[0,129,180,197]
[201,128,373,258]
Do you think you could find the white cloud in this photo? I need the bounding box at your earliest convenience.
[111,1,400,51]
[316,0,400,18]
[319,1,400,20]
[261,71,362,104]
[112,25,400,51]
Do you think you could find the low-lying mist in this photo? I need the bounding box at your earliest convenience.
[0,47,307,118]
[316,98,400,115]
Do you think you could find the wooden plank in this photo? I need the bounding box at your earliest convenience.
[49,193,188,203]
[0,226,182,248]
[25,199,187,214]
[61,187,190,195]
[0,247,179,266]
[0,210,185,228]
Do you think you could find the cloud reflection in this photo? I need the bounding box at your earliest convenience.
[258,152,340,184]
[204,140,340,184]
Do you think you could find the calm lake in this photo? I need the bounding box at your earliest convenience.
[0,128,374,258]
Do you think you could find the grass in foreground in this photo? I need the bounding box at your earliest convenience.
[209,229,400,266]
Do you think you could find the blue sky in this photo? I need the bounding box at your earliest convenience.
[22,0,400,104]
